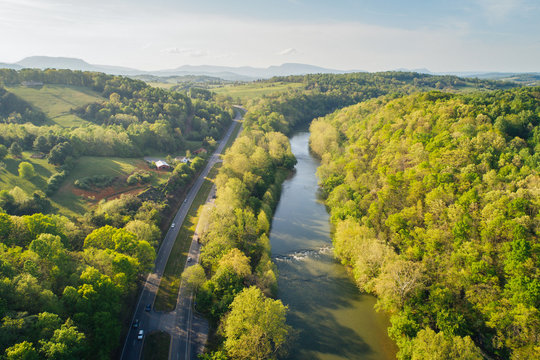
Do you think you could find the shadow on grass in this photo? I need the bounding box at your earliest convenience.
[141,331,170,360]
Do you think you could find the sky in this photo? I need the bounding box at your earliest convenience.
[1,0,539,72]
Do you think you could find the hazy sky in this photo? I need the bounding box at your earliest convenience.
[1,0,539,72]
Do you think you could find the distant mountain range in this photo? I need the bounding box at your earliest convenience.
[1,56,538,83]
[0,56,349,81]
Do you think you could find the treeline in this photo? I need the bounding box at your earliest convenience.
[0,69,234,159]
[309,87,540,359]
[243,72,515,135]
[192,130,296,359]
[0,193,164,359]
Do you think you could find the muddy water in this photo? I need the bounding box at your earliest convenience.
[270,131,397,360]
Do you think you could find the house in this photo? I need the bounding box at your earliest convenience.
[193,148,207,155]
[21,81,44,87]
[174,156,191,164]
[155,160,170,170]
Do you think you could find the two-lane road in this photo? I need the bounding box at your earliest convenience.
[120,107,244,360]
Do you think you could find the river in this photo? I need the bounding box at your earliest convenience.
[269,131,397,360]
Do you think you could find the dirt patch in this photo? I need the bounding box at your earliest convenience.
[71,184,146,202]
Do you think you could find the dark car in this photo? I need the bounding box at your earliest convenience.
[145,304,151,312]
[132,319,139,328]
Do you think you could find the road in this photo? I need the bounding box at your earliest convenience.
[120,106,244,360]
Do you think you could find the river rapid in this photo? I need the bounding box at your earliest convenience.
[269,131,397,360]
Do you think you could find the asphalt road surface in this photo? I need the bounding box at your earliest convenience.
[120,107,244,360]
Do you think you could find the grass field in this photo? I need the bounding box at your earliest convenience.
[6,84,104,127]
[154,163,221,311]
[142,331,170,360]
[0,153,56,195]
[212,81,304,101]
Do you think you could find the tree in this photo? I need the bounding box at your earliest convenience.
[182,264,206,290]
[18,162,36,179]
[410,328,482,360]
[0,144,8,160]
[33,136,49,153]
[374,259,425,311]
[9,142,22,157]
[5,341,39,360]
[39,319,86,359]
[224,286,290,360]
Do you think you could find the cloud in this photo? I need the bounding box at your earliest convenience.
[475,0,522,21]
[162,47,208,57]
[279,47,298,56]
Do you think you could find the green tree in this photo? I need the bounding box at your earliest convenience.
[0,144,8,160]
[9,142,22,157]
[224,286,290,360]
[182,264,206,290]
[18,162,36,179]
[5,341,38,360]
[410,328,482,360]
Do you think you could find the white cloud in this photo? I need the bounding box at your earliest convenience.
[279,48,298,56]
[475,0,522,21]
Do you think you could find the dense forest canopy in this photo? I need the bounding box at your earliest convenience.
[310,87,540,359]
[242,72,516,135]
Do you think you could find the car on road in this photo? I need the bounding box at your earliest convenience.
[145,304,151,312]
[187,256,192,262]
[132,319,139,328]
[171,222,175,228]
[137,330,144,340]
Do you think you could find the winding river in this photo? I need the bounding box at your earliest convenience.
[270,131,397,360]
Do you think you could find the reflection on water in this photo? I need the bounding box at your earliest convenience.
[270,131,397,360]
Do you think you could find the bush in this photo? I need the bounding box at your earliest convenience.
[74,175,115,190]
[46,171,67,195]
[126,171,153,186]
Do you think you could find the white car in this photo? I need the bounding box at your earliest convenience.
[137,330,144,340]
[171,223,175,228]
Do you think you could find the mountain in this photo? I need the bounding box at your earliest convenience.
[0,62,22,70]
[12,56,142,76]
[0,56,350,80]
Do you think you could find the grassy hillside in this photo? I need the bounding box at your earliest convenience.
[6,84,104,127]
[0,153,169,218]
[212,81,304,100]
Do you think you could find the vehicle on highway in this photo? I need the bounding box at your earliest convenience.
[171,222,175,228]
[137,330,144,340]
[132,319,139,328]
[187,256,192,262]
[145,304,151,312]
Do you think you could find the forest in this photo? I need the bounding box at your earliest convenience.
[310,87,539,359]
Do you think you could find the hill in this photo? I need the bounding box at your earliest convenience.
[310,87,540,359]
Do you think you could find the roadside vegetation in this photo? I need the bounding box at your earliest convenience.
[154,163,221,311]
[142,331,170,360]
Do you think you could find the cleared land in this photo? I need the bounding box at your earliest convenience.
[212,81,304,100]
[154,163,221,311]
[6,84,104,127]
[52,156,169,217]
